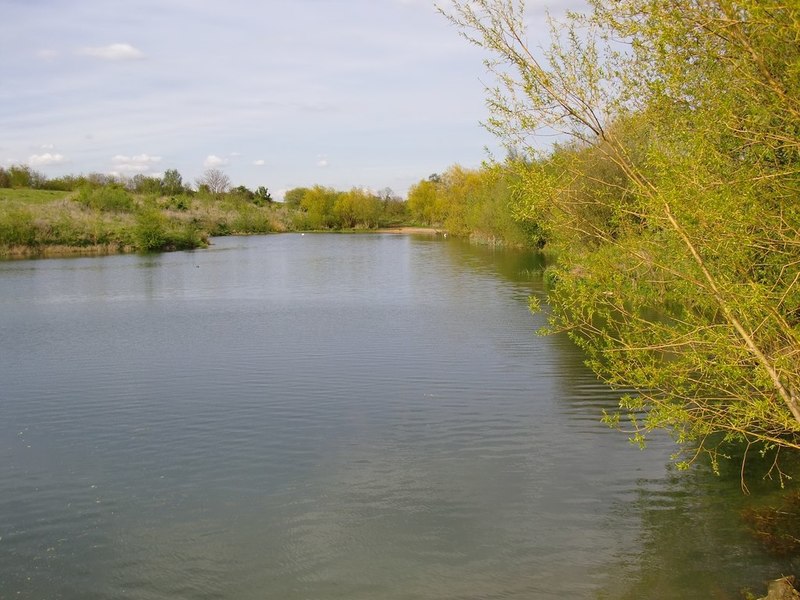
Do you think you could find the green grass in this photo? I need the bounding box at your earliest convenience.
[0,188,71,205]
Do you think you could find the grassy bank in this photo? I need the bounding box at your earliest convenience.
[0,187,289,258]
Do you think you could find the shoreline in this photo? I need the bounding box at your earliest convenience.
[0,228,447,260]
[0,243,135,260]
[373,226,444,235]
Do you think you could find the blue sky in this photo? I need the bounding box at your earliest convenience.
[1,0,582,199]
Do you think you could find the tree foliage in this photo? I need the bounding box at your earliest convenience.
[442,0,800,474]
[407,178,441,225]
[283,187,310,208]
[255,186,272,205]
[129,174,163,195]
[197,168,231,196]
[161,169,184,195]
[0,165,46,189]
[407,163,536,245]
[288,185,404,230]
[333,188,382,228]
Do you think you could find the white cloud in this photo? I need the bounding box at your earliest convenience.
[40,143,55,150]
[78,43,144,61]
[111,153,161,172]
[204,154,229,168]
[2,0,513,193]
[28,153,66,166]
[229,152,242,157]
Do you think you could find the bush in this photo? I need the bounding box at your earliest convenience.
[167,223,207,250]
[0,209,37,245]
[230,185,255,201]
[133,210,168,251]
[129,174,163,195]
[231,205,272,234]
[162,196,190,211]
[133,210,207,251]
[77,185,135,213]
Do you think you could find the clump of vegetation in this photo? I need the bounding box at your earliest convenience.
[76,184,135,213]
[132,209,205,252]
[0,208,37,246]
[161,196,190,211]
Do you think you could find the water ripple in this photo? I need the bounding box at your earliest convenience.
[0,235,788,599]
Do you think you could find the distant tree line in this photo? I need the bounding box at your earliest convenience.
[0,164,273,204]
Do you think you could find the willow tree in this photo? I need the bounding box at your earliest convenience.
[441,0,800,478]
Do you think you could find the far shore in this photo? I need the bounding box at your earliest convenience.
[0,243,137,260]
[373,226,445,235]
[0,228,450,260]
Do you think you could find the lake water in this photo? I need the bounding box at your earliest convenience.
[0,233,796,599]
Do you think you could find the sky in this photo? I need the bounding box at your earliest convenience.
[1,0,584,199]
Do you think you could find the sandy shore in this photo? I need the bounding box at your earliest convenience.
[374,226,444,235]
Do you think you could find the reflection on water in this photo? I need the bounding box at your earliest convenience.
[0,233,796,599]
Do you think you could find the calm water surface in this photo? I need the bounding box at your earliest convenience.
[0,234,796,599]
